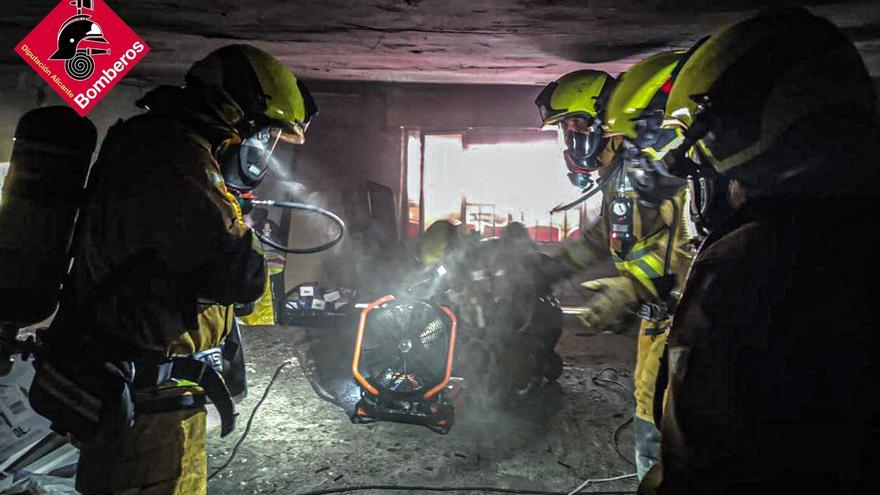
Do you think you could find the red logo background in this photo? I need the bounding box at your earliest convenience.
[16,0,150,116]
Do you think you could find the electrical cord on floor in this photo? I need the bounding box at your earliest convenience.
[298,365,641,495]
[593,369,630,397]
[208,359,295,481]
[592,377,630,396]
[566,473,638,495]
[209,364,640,494]
[611,415,636,467]
[591,369,637,467]
[296,485,636,495]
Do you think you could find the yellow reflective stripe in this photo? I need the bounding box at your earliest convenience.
[609,201,684,298]
[160,379,201,390]
[614,259,660,298]
[616,243,659,262]
[639,253,665,278]
[613,232,668,298]
[643,127,686,162]
[632,228,667,252]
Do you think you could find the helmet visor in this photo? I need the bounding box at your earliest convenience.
[535,81,559,125]
[559,119,604,173]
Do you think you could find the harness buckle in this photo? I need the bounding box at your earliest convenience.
[637,302,669,323]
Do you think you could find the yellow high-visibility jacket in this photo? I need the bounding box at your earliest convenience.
[563,186,696,423]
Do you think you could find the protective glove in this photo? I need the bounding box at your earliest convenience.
[576,276,639,333]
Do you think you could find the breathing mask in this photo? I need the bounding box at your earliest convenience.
[631,109,665,151]
[687,166,733,235]
[559,118,607,187]
[219,125,285,192]
[659,97,735,234]
[622,138,685,207]
[566,166,593,189]
[664,141,732,235]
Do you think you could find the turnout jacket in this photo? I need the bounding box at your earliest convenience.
[52,86,266,358]
[651,197,880,495]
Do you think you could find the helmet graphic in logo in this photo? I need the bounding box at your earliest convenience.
[49,0,109,81]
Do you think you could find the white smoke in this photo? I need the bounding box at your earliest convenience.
[254,154,345,261]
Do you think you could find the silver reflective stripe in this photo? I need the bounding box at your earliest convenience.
[192,347,223,374]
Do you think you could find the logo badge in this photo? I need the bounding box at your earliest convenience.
[16,0,149,116]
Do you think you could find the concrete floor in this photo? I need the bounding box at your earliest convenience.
[205,319,639,495]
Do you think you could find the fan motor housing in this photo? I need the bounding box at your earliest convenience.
[351,295,461,434]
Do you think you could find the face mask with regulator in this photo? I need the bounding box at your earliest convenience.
[660,94,734,236]
[218,125,283,192]
[615,105,685,206]
[562,118,605,180]
[551,121,621,214]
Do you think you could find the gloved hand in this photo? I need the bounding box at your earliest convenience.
[577,276,639,333]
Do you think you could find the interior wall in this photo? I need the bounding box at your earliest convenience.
[282,80,550,294]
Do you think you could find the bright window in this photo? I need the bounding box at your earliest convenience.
[410,132,600,243]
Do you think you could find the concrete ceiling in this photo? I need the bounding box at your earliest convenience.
[2,0,879,85]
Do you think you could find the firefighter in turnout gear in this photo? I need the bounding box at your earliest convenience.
[537,53,700,479]
[639,9,879,494]
[29,44,317,495]
[601,50,699,479]
[534,69,629,331]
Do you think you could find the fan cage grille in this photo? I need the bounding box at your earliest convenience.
[358,301,452,396]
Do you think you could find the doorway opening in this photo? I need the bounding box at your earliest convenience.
[406,130,600,243]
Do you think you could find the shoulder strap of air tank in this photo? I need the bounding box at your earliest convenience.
[65,117,128,255]
[649,195,682,306]
[662,194,681,276]
[82,118,128,200]
[52,118,131,325]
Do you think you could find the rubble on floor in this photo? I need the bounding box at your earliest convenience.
[207,325,639,495]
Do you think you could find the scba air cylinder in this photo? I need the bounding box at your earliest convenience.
[0,106,96,326]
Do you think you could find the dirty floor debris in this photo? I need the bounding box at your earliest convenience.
[207,323,639,494]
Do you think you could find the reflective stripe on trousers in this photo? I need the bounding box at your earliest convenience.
[635,416,661,480]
